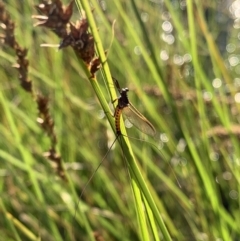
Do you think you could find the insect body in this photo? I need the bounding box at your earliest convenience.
[113,78,156,137]
[114,86,130,135]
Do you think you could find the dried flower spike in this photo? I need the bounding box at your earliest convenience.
[33,0,74,38]
[59,18,95,64]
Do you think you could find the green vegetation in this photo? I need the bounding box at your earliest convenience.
[0,0,239,240]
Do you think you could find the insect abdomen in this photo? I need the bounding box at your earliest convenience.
[115,107,122,136]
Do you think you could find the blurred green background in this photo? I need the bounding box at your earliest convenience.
[0,0,240,240]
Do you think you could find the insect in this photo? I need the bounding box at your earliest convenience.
[74,78,156,196]
[72,78,157,234]
[112,77,156,137]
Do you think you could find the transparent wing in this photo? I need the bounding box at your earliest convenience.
[122,103,156,136]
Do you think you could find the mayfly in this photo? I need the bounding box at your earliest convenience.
[72,78,157,233]
[112,77,156,137]
[82,77,156,186]
[72,79,180,239]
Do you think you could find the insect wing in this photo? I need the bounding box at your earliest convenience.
[122,103,156,137]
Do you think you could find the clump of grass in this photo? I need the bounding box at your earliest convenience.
[1,0,240,241]
[0,0,66,182]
